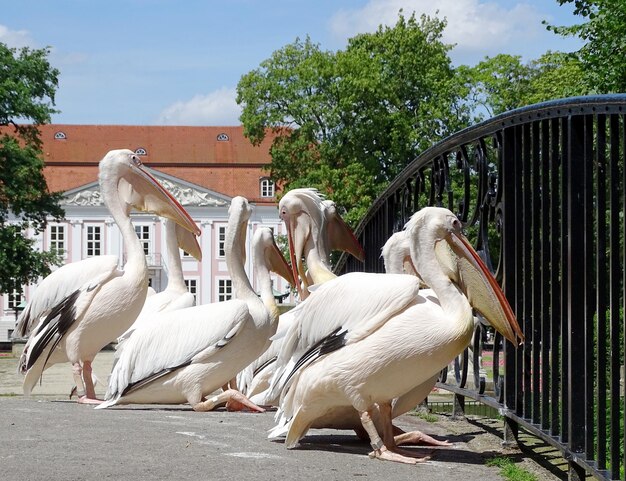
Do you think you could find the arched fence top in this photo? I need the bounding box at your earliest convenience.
[351,94,626,238]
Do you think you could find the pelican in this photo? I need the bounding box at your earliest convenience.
[97,197,294,411]
[17,149,201,403]
[268,207,523,464]
[381,231,419,278]
[117,219,199,343]
[237,188,363,404]
[280,188,363,299]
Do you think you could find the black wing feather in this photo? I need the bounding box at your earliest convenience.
[26,290,80,371]
[282,327,346,388]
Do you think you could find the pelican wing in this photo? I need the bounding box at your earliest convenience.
[16,256,120,338]
[104,300,251,401]
[269,272,419,400]
[20,265,121,395]
[118,290,196,342]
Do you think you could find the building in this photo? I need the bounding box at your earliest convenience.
[1,124,293,344]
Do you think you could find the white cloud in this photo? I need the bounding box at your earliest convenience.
[155,87,241,126]
[329,0,545,59]
[0,24,37,49]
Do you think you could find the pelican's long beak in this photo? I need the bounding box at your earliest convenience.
[175,223,202,262]
[443,233,524,346]
[120,163,201,238]
[327,212,365,262]
[266,237,296,286]
[281,212,310,299]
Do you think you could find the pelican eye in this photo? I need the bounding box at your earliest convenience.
[131,154,142,167]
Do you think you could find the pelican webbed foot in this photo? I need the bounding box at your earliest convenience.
[193,389,265,413]
[368,445,431,464]
[77,396,103,405]
[393,427,452,447]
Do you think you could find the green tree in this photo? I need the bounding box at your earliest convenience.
[460,51,591,119]
[546,0,626,92]
[237,14,471,226]
[458,54,531,118]
[0,43,64,299]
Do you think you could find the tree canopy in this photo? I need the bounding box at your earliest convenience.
[0,43,64,298]
[460,51,591,118]
[237,14,471,225]
[546,0,626,92]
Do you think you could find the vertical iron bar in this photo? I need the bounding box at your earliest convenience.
[502,125,520,444]
[540,118,551,431]
[522,123,532,421]
[583,114,595,461]
[531,120,541,425]
[567,114,587,481]
[561,116,570,445]
[597,114,608,471]
[550,117,561,438]
[608,114,621,480]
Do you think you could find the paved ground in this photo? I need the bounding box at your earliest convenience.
[0,350,566,481]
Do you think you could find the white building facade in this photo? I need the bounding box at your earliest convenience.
[0,169,292,343]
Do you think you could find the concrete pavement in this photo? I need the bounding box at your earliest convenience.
[0,350,564,481]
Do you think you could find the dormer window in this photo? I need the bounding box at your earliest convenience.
[260,178,275,198]
[135,147,147,156]
[217,133,229,141]
[54,131,66,140]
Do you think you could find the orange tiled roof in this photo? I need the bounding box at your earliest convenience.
[4,125,279,204]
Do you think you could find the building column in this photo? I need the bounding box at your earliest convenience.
[70,219,83,263]
[200,220,213,304]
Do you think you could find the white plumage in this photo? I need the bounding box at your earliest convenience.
[98,196,293,411]
[268,207,523,464]
[117,219,197,343]
[18,149,200,403]
[237,188,363,405]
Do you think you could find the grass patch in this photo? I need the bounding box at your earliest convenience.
[0,392,20,397]
[410,410,439,423]
[486,456,538,481]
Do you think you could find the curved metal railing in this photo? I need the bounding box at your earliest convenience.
[335,95,626,481]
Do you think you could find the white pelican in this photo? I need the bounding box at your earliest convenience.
[17,149,201,403]
[280,188,363,299]
[97,197,294,411]
[117,219,198,342]
[237,188,363,404]
[268,207,523,464]
[381,231,419,278]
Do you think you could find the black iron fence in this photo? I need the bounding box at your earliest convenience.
[335,95,626,481]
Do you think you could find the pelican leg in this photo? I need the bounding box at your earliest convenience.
[373,404,431,464]
[71,362,86,398]
[77,361,102,405]
[193,389,265,413]
[359,408,416,464]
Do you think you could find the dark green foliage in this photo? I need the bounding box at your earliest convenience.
[545,0,626,93]
[0,43,64,296]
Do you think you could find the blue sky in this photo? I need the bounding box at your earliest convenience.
[2,0,584,126]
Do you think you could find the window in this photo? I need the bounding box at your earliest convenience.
[260,178,275,198]
[49,224,66,257]
[135,147,147,156]
[217,226,227,258]
[135,225,151,255]
[6,290,23,310]
[185,279,198,302]
[85,225,102,257]
[218,279,233,301]
[54,131,66,140]
[217,133,229,141]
